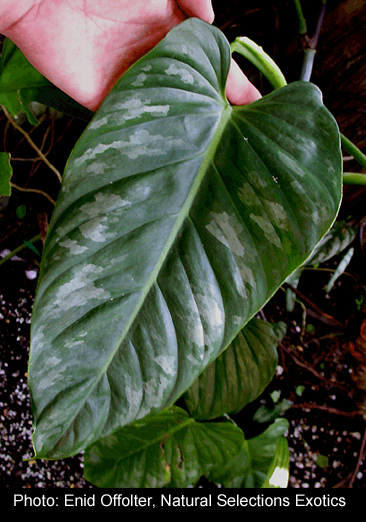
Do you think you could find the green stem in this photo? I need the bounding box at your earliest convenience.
[299,49,316,81]
[341,134,366,171]
[343,173,366,186]
[0,233,42,268]
[293,0,308,34]
[293,0,327,82]
[230,37,287,90]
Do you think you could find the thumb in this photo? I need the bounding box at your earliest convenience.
[177,0,215,23]
[226,58,261,106]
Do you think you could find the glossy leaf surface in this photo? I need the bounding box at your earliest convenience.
[184,319,286,420]
[29,18,342,459]
[84,406,244,488]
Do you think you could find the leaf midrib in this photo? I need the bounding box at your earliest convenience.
[97,106,232,373]
[108,415,195,466]
[46,103,233,454]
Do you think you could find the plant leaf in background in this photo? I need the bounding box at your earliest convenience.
[253,396,292,424]
[285,221,357,310]
[183,319,286,420]
[0,151,12,196]
[261,436,290,488]
[210,418,289,488]
[0,38,50,124]
[83,406,244,488]
[303,221,357,267]
[28,18,342,460]
[324,246,354,294]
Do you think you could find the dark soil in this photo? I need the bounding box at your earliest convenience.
[1,0,366,488]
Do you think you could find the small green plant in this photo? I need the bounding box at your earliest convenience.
[316,454,329,469]
[296,385,305,397]
[1,3,365,489]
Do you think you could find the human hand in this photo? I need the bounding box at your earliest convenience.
[1,0,261,111]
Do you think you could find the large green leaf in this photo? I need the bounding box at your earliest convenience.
[183,319,286,420]
[28,18,342,459]
[83,405,244,488]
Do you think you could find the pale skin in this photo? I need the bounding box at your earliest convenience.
[0,0,261,111]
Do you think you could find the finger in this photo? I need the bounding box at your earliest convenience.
[177,0,215,23]
[226,58,261,106]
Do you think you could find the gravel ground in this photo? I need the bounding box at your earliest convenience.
[287,415,365,488]
[0,262,93,488]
